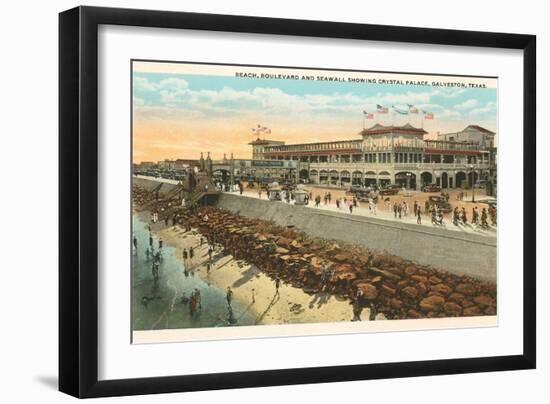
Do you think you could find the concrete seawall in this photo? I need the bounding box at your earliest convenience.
[133,176,179,196]
[133,177,496,282]
[214,193,496,282]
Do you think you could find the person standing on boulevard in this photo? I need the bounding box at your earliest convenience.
[417,206,422,224]
[472,207,479,225]
[481,207,489,228]
[461,207,467,225]
[453,207,459,226]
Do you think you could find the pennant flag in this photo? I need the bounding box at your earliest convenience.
[376,104,388,114]
[408,104,419,114]
[363,110,374,119]
[423,111,434,120]
[392,105,409,115]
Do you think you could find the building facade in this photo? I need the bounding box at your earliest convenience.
[249,123,496,190]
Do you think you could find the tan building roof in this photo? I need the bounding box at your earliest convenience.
[360,123,427,136]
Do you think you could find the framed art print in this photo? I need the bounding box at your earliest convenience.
[59,6,536,398]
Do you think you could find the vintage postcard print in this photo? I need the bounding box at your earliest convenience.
[131,61,497,343]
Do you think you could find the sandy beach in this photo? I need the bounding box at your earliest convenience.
[149,217,375,326]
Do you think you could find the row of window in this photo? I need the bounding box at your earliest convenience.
[268,153,480,164]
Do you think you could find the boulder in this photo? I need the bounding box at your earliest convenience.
[390,298,404,309]
[356,283,378,300]
[402,286,419,299]
[431,283,453,296]
[381,283,397,295]
[429,276,442,284]
[473,295,496,307]
[463,306,482,316]
[484,306,497,315]
[419,295,445,312]
[448,292,465,302]
[411,275,429,284]
[404,266,417,276]
[455,283,478,296]
[443,302,462,316]
[370,267,401,281]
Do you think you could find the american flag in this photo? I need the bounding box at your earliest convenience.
[376,104,389,114]
[363,110,374,119]
[408,104,419,114]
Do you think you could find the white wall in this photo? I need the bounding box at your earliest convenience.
[0,0,546,402]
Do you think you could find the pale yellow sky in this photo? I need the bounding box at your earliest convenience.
[132,113,493,163]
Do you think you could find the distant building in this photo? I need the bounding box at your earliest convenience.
[138,161,156,169]
[250,123,496,190]
[437,125,496,148]
[157,159,176,170]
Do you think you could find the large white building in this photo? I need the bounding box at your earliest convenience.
[249,123,497,190]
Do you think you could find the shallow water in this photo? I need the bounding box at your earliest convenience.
[132,214,256,331]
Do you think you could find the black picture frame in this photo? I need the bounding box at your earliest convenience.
[59,6,536,398]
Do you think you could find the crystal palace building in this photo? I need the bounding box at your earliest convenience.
[249,123,497,192]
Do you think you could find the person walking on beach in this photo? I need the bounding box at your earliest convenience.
[352,289,364,322]
[194,288,202,310]
[349,204,353,214]
[208,245,213,261]
[251,288,256,304]
[226,286,233,307]
[158,239,163,250]
[275,277,281,297]
[149,234,153,248]
[182,249,188,264]
[189,246,194,261]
